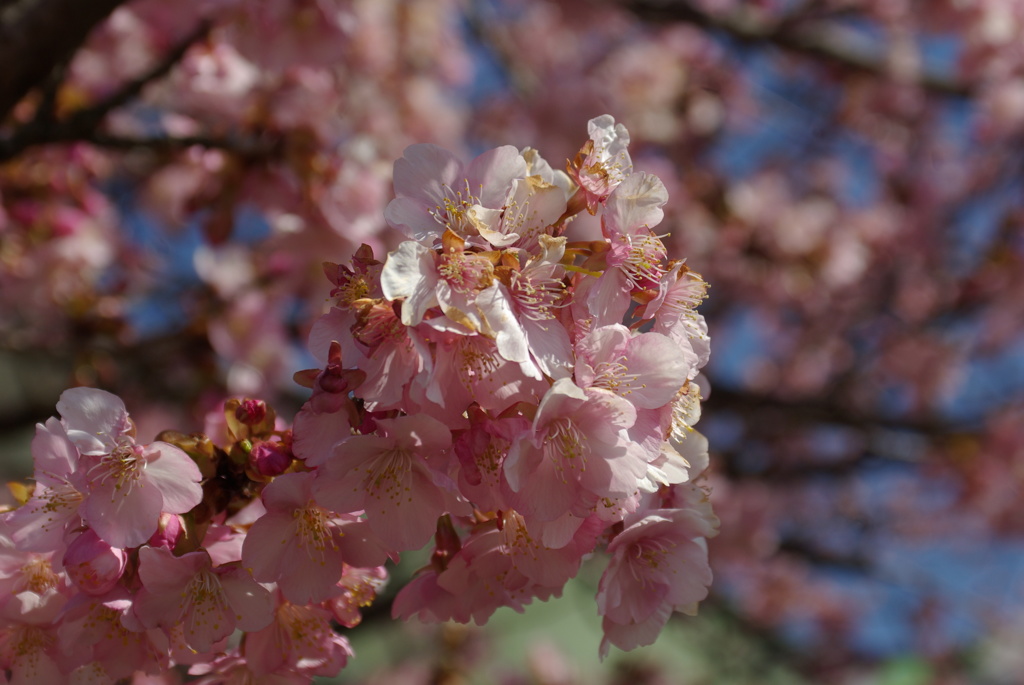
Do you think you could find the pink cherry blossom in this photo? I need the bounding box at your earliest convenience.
[491,234,574,379]
[380,233,495,331]
[57,593,170,681]
[568,115,633,214]
[3,418,84,552]
[77,437,204,549]
[241,471,347,605]
[0,624,63,684]
[587,171,670,318]
[55,388,204,549]
[313,414,453,551]
[134,547,274,653]
[503,378,646,524]
[484,150,571,250]
[393,525,522,625]
[291,340,366,467]
[575,324,691,410]
[242,598,353,679]
[496,509,603,588]
[347,300,431,412]
[419,331,548,424]
[62,530,127,596]
[0,103,721,673]
[596,508,717,658]
[642,261,710,375]
[452,406,530,513]
[327,565,388,629]
[384,143,528,247]
[0,546,70,624]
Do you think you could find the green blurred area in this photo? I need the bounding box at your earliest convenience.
[323,554,813,685]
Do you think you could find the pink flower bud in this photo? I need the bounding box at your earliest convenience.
[317,360,358,395]
[63,529,127,596]
[249,439,292,477]
[148,513,184,551]
[235,399,268,425]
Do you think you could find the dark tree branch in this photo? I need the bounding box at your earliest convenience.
[704,384,969,436]
[76,132,280,159]
[624,0,970,97]
[73,20,212,131]
[717,448,874,482]
[0,0,130,122]
[777,538,872,572]
[0,21,215,162]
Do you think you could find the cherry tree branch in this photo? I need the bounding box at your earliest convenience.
[0,0,130,121]
[0,21,216,162]
[72,132,280,160]
[704,385,969,436]
[624,0,970,97]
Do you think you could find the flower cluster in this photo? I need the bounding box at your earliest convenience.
[0,116,714,682]
[302,115,718,657]
[0,391,385,683]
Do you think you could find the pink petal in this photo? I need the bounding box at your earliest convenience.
[464,145,527,207]
[587,268,632,326]
[5,485,81,551]
[218,566,274,631]
[260,471,313,511]
[383,196,445,243]
[82,480,162,548]
[383,414,452,453]
[603,171,667,236]
[185,592,236,653]
[600,602,672,657]
[142,443,203,514]
[138,546,204,591]
[391,144,461,203]
[365,464,445,551]
[31,418,78,485]
[522,316,574,380]
[379,240,439,326]
[477,284,530,364]
[335,519,392,568]
[532,378,587,431]
[242,512,295,581]
[56,388,129,449]
[621,333,690,408]
[291,407,349,467]
[277,540,345,605]
[307,307,353,365]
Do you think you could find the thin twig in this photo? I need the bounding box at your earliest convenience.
[705,385,970,436]
[73,20,212,130]
[625,0,970,97]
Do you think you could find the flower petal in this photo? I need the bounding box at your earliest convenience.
[142,443,203,514]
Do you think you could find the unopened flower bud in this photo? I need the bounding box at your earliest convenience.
[317,362,351,394]
[148,513,184,551]
[63,529,127,596]
[235,399,268,426]
[249,439,292,477]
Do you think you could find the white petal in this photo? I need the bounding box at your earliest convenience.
[604,172,668,235]
[380,241,439,326]
[477,284,530,363]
